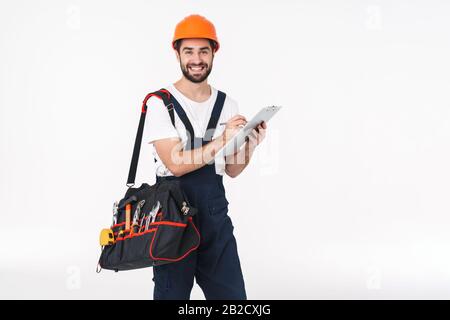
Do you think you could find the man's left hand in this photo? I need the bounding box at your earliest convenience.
[247,121,267,150]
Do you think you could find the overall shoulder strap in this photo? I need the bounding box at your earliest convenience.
[126,89,174,187]
[167,93,196,144]
[148,89,175,126]
[204,90,226,141]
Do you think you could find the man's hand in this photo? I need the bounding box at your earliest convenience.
[224,121,267,178]
[221,114,247,143]
[246,121,267,150]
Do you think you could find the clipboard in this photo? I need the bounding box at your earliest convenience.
[216,105,282,158]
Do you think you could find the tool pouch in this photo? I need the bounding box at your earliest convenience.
[97,89,200,272]
[99,180,200,271]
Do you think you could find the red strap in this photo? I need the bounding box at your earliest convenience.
[141,90,171,113]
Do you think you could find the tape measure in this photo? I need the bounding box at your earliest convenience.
[99,229,115,246]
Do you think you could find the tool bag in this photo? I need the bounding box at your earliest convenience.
[97,89,200,272]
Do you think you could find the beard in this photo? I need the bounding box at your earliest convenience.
[181,61,213,83]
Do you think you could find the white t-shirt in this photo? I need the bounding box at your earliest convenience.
[144,84,239,176]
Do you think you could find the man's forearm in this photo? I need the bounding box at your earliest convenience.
[225,141,255,178]
[170,136,226,177]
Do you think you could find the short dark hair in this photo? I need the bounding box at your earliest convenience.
[174,39,217,53]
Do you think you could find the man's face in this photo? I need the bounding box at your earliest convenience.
[176,38,214,83]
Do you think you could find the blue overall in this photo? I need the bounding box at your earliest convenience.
[152,90,247,300]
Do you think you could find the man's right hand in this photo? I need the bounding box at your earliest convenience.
[221,115,247,144]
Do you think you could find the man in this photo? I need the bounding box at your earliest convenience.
[144,14,267,300]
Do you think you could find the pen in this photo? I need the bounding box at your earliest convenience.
[219,123,259,134]
[220,121,264,126]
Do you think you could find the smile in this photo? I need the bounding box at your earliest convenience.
[189,66,205,72]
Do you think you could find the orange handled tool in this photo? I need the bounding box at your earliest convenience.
[125,203,131,230]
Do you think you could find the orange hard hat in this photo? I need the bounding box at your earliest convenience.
[172,14,220,52]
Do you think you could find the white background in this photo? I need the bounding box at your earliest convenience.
[1,0,450,299]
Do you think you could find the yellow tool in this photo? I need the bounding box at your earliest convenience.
[99,229,115,246]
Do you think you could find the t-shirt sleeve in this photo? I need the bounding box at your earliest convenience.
[144,96,180,144]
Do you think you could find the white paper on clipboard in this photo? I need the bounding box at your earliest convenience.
[216,105,282,158]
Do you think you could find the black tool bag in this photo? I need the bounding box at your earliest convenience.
[98,89,200,272]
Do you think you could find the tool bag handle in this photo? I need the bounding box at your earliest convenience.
[126,89,175,187]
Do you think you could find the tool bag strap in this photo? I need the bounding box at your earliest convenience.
[126,89,175,187]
